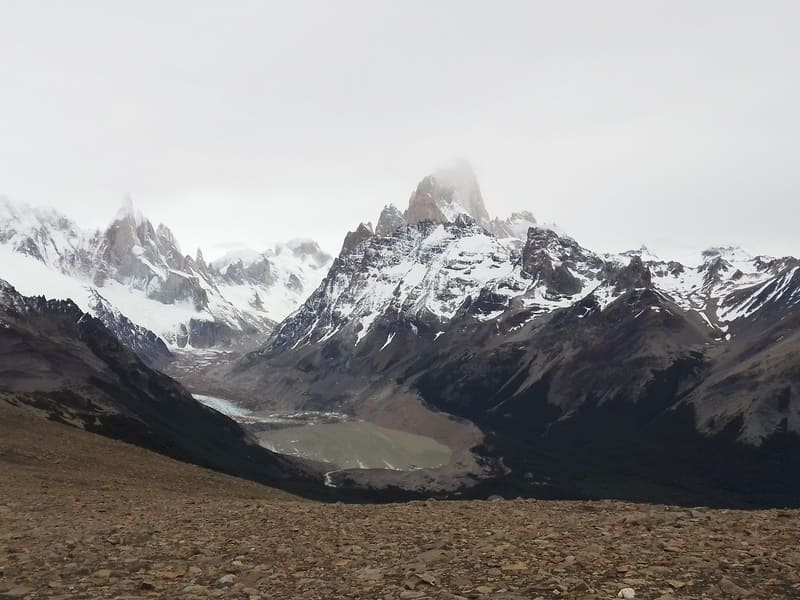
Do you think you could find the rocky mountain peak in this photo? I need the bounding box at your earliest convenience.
[488,211,538,241]
[195,248,207,270]
[519,227,599,296]
[622,244,660,262]
[698,255,734,288]
[114,196,146,227]
[375,204,407,236]
[340,222,375,255]
[702,246,753,264]
[0,200,334,352]
[0,198,94,269]
[608,255,653,292]
[156,223,180,250]
[405,160,490,228]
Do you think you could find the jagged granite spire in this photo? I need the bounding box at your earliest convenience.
[405,160,490,228]
[375,205,407,236]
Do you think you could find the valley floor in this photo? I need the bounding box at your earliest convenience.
[2,402,800,600]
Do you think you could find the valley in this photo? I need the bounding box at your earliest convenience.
[2,159,799,506]
[192,393,451,471]
[3,7,800,599]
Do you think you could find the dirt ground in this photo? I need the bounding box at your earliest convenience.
[2,400,799,599]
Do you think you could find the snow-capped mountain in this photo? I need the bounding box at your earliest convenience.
[226,163,800,506]
[487,210,538,242]
[0,197,331,359]
[252,164,799,366]
[212,239,332,323]
[404,159,491,228]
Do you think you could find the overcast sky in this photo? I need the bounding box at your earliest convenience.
[1,1,798,263]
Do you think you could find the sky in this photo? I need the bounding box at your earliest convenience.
[1,1,798,263]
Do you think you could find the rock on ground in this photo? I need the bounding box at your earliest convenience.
[2,401,800,599]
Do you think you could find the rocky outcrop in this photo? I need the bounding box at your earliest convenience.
[488,211,538,240]
[375,205,407,236]
[519,228,600,296]
[94,207,211,308]
[405,161,490,228]
[177,318,244,349]
[340,222,374,254]
[607,256,653,292]
[87,289,173,368]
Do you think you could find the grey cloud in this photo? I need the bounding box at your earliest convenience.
[0,1,798,261]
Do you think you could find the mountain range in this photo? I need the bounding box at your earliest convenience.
[1,162,798,507]
[220,163,800,506]
[0,197,331,361]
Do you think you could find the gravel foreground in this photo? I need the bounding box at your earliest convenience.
[2,403,800,599]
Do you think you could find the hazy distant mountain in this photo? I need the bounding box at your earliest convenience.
[0,197,332,358]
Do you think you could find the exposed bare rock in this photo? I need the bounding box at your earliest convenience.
[488,210,538,240]
[405,160,490,228]
[341,222,375,254]
[607,255,653,292]
[376,204,407,236]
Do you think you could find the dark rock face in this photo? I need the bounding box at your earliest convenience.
[340,223,375,255]
[518,228,604,297]
[405,176,451,225]
[221,257,275,287]
[699,256,732,287]
[607,256,653,292]
[410,284,800,506]
[179,318,244,349]
[88,290,173,368]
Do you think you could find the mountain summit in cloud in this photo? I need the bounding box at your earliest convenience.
[404,160,490,228]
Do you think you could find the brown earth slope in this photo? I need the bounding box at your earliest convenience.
[2,400,800,599]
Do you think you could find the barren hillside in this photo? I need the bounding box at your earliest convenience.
[2,400,799,599]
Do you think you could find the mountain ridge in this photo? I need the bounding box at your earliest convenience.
[0,197,332,358]
[220,166,800,506]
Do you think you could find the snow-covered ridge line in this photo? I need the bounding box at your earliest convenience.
[0,198,332,352]
[266,202,798,357]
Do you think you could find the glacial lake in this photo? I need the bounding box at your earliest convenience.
[193,394,451,471]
